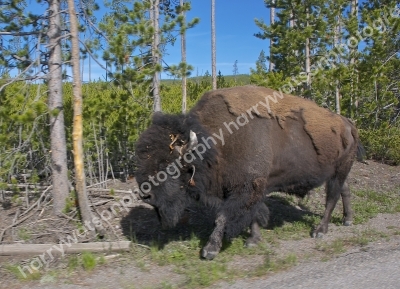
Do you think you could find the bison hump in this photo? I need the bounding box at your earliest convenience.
[199,86,350,164]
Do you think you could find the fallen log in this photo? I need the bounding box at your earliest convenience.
[0,241,131,256]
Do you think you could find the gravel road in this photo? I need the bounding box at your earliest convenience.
[11,235,399,289]
[215,237,400,289]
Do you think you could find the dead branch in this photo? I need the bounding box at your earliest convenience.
[19,186,52,218]
[12,208,20,225]
[90,199,114,207]
[59,212,80,223]
[0,241,131,256]
[92,204,119,240]
[0,209,39,243]
[87,180,111,188]
[87,188,135,194]
[0,31,41,36]
[0,187,52,243]
[4,184,50,189]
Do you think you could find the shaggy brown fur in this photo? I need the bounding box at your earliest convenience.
[135,85,363,260]
[196,85,356,164]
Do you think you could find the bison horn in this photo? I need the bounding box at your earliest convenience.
[169,134,179,151]
[187,130,198,151]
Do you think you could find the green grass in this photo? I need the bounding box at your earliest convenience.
[272,220,313,240]
[4,264,41,281]
[67,252,98,272]
[81,252,97,271]
[253,253,297,277]
[126,188,400,288]
[316,239,346,255]
[67,255,79,272]
[6,188,400,288]
[352,190,400,224]
[316,228,391,261]
[182,261,229,288]
[17,228,31,241]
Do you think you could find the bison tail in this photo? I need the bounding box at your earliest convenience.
[356,141,367,163]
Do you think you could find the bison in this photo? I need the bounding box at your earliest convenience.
[134,85,363,260]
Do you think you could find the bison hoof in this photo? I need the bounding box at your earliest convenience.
[201,248,218,260]
[343,220,353,226]
[312,231,324,238]
[245,236,262,248]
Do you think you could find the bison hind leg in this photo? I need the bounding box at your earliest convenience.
[312,178,352,238]
[340,181,353,226]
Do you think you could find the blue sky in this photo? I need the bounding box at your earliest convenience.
[164,0,271,79]
[95,1,271,81]
[27,1,271,81]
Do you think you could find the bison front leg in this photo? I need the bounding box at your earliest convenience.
[201,214,226,260]
[245,202,269,247]
[245,221,262,247]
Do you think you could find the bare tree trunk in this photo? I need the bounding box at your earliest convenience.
[334,15,341,114]
[350,0,358,65]
[349,0,358,118]
[152,0,162,112]
[211,0,217,90]
[289,10,295,28]
[181,0,187,113]
[269,0,275,72]
[47,0,70,216]
[305,6,311,98]
[67,0,95,236]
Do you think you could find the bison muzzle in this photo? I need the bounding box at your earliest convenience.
[135,85,363,260]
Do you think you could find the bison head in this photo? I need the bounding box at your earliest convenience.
[134,113,219,228]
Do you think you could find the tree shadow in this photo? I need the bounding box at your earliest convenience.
[120,195,322,250]
[120,202,217,249]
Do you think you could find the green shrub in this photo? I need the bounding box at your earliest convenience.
[359,126,400,165]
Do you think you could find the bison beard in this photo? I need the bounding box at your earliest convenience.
[135,85,363,260]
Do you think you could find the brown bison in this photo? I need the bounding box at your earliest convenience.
[135,86,363,260]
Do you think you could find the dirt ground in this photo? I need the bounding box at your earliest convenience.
[0,160,399,288]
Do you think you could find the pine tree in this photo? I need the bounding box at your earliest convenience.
[180,0,187,113]
[47,0,70,215]
[67,0,97,235]
[233,60,238,83]
[0,0,70,215]
[100,0,184,110]
[269,0,276,71]
[164,0,199,113]
[255,0,329,95]
[256,50,268,73]
[211,0,217,90]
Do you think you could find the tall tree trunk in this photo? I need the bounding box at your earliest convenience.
[211,0,217,90]
[269,0,275,72]
[152,0,162,112]
[349,0,358,118]
[350,0,358,65]
[334,15,341,114]
[181,0,187,113]
[289,10,295,28]
[47,0,70,216]
[304,6,311,98]
[67,0,95,235]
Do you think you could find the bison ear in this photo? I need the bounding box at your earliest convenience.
[187,130,198,151]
